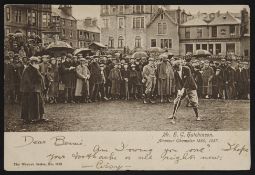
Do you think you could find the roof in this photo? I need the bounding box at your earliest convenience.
[89,42,106,48]
[209,12,241,25]
[181,17,208,26]
[147,7,178,27]
[52,8,76,21]
[77,20,100,33]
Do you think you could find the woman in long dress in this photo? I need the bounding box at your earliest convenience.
[20,56,48,123]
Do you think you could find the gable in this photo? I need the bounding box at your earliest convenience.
[147,8,177,28]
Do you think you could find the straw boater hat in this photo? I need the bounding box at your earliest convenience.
[148,57,154,61]
[131,64,136,67]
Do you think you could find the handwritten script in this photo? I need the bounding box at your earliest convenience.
[6,131,250,170]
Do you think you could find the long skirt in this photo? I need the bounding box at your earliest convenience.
[21,92,45,121]
[158,78,175,96]
[48,82,59,98]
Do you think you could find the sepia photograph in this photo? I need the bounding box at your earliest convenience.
[3,4,250,132]
[3,4,252,171]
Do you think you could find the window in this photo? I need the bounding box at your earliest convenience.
[220,29,226,35]
[209,44,213,54]
[62,29,65,36]
[86,33,89,39]
[158,22,167,34]
[118,36,124,48]
[160,39,172,49]
[5,28,10,35]
[70,31,73,38]
[244,49,249,56]
[42,13,51,27]
[79,41,83,48]
[216,44,221,55]
[102,5,109,14]
[103,18,109,28]
[27,10,37,26]
[197,27,202,38]
[196,44,200,50]
[42,13,47,26]
[226,43,235,55]
[70,42,73,47]
[135,36,141,48]
[92,34,95,41]
[151,39,156,47]
[119,5,124,14]
[185,44,193,54]
[160,13,164,20]
[79,31,83,36]
[133,5,144,13]
[202,44,207,50]
[62,19,65,26]
[118,17,124,29]
[133,17,144,29]
[212,26,217,37]
[112,7,116,13]
[230,25,235,35]
[52,17,56,23]
[32,11,36,26]
[185,27,190,38]
[14,10,22,23]
[108,37,114,48]
[6,7,10,21]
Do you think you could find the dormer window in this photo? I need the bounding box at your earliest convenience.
[221,29,226,35]
[160,13,164,20]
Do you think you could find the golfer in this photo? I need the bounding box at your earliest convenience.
[168,58,201,124]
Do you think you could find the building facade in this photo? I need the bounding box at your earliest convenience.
[4,4,52,37]
[100,5,190,52]
[179,9,250,57]
[146,8,182,55]
[77,17,100,48]
[51,5,78,48]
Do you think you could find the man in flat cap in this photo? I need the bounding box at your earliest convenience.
[201,60,214,99]
[168,58,201,124]
[13,54,25,103]
[142,57,156,104]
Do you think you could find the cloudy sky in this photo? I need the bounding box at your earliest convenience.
[54,5,249,25]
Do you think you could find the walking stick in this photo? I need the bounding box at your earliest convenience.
[161,79,163,102]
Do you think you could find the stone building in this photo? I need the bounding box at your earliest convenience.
[146,7,190,55]
[77,17,100,48]
[100,5,190,53]
[51,5,77,48]
[4,4,52,37]
[179,9,250,57]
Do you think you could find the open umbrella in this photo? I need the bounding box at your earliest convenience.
[46,40,73,52]
[186,52,192,56]
[131,51,148,58]
[73,48,92,56]
[194,49,211,56]
[159,52,174,58]
[148,47,164,53]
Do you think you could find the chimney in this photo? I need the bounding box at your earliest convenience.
[59,5,72,16]
[241,8,249,36]
[84,17,92,26]
[216,10,220,17]
[177,6,181,24]
[92,18,98,26]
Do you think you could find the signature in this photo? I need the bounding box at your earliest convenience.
[222,143,248,155]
